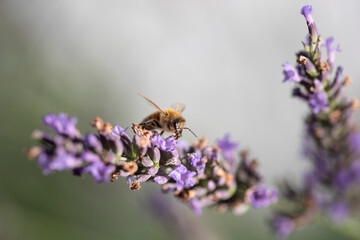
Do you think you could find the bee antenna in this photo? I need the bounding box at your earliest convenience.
[184,127,197,138]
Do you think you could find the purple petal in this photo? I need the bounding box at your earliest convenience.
[300,5,314,24]
[154,176,168,184]
[282,62,301,83]
[141,157,154,167]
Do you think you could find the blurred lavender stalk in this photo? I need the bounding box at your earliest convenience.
[27,113,277,217]
[273,5,360,239]
[141,191,221,240]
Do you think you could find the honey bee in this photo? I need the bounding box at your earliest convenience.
[136,91,197,140]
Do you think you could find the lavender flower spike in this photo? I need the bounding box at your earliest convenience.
[29,113,277,218]
[276,4,360,238]
[282,62,301,83]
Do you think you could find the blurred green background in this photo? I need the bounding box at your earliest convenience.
[1,1,359,239]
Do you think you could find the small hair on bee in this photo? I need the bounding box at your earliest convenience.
[183,127,197,138]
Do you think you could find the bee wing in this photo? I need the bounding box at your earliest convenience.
[136,91,165,114]
[171,102,186,113]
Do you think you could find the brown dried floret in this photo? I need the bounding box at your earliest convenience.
[329,110,341,123]
[297,55,307,65]
[90,116,113,133]
[122,161,138,175]
[129,180,141,190]
[351,98,360,110]
[174,189,195,200]
[319,61,330,71]
[192,137,208,150]
[25,146,42,160]
[343,76,352,86]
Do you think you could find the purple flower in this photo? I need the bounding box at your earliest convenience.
[51,154,82,172]
[188,153,205,171]
[271,216,295,239]
[138,174,151,182]
[150,132,164,146]
[102,151,117,164]
[81,151,101,163]
[83,161,116,182]
[307,80,328,114]
[163,136,177,152]
[313,79,323,92]
[282,62,301,83]
[300,5,314,24]
[151,133,178,152]
[127,176,135,184]
[207,180,216,191]
[323,37,341,69]
[106,134,124,156]
[245,186,278,208]
[214,189,232,200]
[347,132,360,154]
[141,157,154,167]
[217,133,239,166]
[301,5,318,49]
[333,169,352,191]
[188,197,214,215]
[150,147,161,164]
[37,153,52,174]
[154,176,168,185]
[303,57,317,76]
[308,92,328,114]
[38,151,82,174]
[112,125,130,140]
[168,164,196,191]
[43,113,78,138]
[84,133,102,153]
[148,167,158,176]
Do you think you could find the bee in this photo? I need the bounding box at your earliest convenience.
[136,91,197,140]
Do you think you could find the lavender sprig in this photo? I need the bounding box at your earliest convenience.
[274,5,360,238]
[27,113,277,215]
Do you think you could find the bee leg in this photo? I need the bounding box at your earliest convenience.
[139,119,161,131]
[160,130,164,136]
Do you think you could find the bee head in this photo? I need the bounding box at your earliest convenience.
[169,118,186,139]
